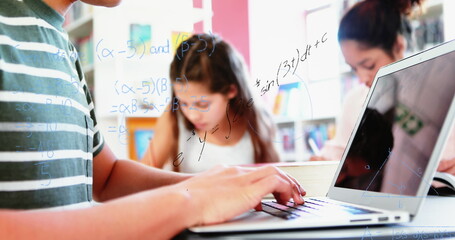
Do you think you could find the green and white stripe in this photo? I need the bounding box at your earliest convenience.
[0,0,103,210]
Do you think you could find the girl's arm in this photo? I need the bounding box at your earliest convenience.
[141,111,177,168]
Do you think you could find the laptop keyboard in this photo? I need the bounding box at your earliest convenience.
[261,198,379,220]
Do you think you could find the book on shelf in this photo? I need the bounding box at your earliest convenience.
[76,34,94,68]
[241,161,340,197]
[272,90,285,115]
[63,1,93,28]
[303,123,335,155]
[272,82,302,118]
[278,127,295,153]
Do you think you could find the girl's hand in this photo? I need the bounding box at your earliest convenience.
[438,158,455,175]
[309,156,328,161]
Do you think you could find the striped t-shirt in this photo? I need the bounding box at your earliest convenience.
[0,0,103,210]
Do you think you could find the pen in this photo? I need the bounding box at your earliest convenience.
[308,138,321,156]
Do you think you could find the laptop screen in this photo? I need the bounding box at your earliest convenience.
[334,50,455,196]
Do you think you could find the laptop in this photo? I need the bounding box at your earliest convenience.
[190,39,455,233]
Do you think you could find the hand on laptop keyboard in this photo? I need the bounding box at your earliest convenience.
[261,199,380,220]
[175,165,306,226]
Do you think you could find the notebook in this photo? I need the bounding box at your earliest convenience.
[190,39,455,233]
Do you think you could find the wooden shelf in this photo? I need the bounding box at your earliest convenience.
[65,14,93,39]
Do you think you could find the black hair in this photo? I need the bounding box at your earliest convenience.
[338,0,424,56]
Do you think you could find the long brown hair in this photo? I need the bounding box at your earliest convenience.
[169,33,279,166]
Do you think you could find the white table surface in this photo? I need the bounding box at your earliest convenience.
[176,196,455,240]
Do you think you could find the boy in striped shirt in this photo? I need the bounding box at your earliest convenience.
[0,0,306,238]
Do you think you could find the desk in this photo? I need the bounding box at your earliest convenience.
[175,196,455,239]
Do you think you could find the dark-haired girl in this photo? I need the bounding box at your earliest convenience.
[313,0,455,178]
[142,34,279,172]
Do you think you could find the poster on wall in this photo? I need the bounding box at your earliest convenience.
[129,23,152,56]
[171,31,192,54]
[134,129,154,160]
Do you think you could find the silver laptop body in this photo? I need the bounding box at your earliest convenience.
[190,39,455,233]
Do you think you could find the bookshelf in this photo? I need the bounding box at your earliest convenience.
[270,0,449,163]
[65,14,93,39]
[264,1,341,162]
[64,0,450,162]
[274,106,336,162]
[64,1,94,93]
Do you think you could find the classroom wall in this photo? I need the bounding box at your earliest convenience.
[248,0,342,116]
[211,0,250,66]
[444,0,455,40]
[93,0,195,159]
[91,0,356,159]
[88,0,453,160]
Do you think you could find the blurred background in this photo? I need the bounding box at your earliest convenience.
[64,0,454,161]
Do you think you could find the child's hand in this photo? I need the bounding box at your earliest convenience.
[309,155,328,161]
[176,165,306,226]
[438,158,455,175]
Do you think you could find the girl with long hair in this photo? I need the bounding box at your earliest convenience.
[142,33,279,172]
